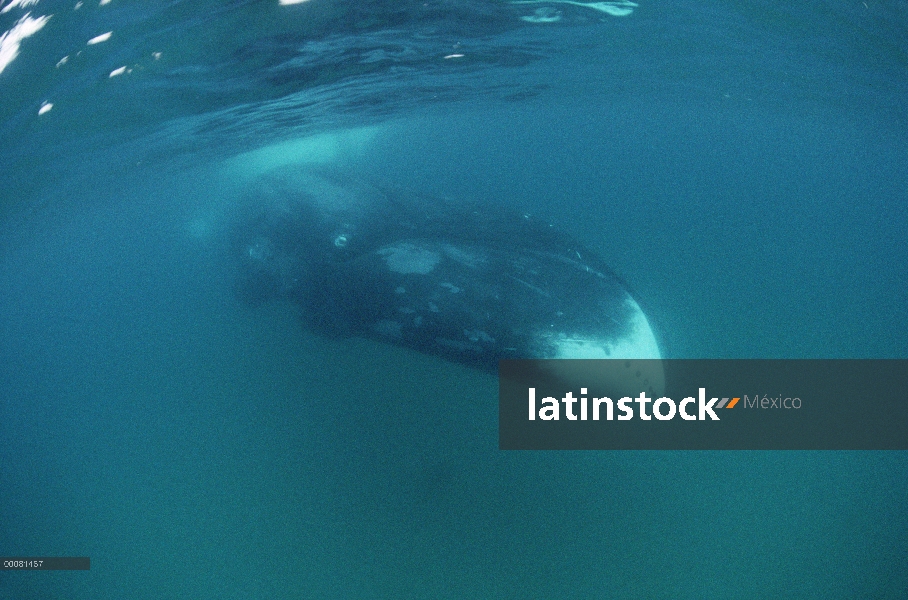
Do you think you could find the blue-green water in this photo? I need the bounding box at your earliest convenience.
[1,1,906,598]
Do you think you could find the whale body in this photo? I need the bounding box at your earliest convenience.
[232,168,662,374]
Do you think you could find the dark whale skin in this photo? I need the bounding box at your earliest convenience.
[232,168,662,371]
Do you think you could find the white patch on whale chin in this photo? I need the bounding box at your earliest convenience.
[537,298,665,396]
[378,243,441,275]
[544,298,661,360]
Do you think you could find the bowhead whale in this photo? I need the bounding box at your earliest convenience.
[232,168,662,375]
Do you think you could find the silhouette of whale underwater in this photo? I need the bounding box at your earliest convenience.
[232,168,662,376]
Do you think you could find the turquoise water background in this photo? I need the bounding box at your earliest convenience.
[1,1,906,598]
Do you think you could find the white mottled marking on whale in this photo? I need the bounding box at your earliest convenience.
[464,329,495,343]
[441,244,485,267]
[378,243,440,275]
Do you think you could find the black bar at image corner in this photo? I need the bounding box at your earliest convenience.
[0,557,90,570]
